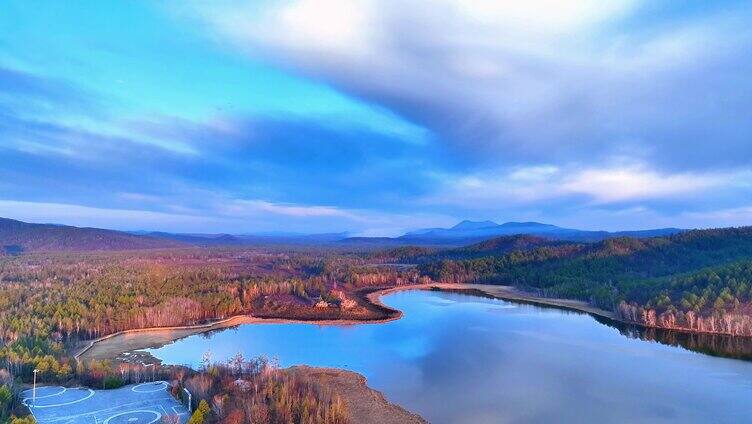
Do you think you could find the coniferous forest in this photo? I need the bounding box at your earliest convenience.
[418,227,752,335]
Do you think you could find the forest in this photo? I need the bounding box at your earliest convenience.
[3,226,752,420]
[418,227,752,335]
[0,247,425,422]
[0,248,425,383]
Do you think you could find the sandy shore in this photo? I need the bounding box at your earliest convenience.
[75,312,401,362]
[439,283,617,320]
[289,366,427,424]
[77,282,617,362]
[75,285,425,362]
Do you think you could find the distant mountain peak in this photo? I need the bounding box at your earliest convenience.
[451,220,499,230]
[391,219,684,246]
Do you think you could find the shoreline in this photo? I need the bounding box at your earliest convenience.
[450,283,618,321]
[457,284,752,338]
[290,366,427,424]
[77,282,748,362]
[74,283,752,424]
[75,284,428,362]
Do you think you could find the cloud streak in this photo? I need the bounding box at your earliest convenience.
[424,163,751,206]
[183,0,752,170]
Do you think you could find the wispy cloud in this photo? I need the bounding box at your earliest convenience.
[220,199,356,219]
[424,163,752,206]
[0,196,456,236]
[182,1,752,170]
[1,2,751,234]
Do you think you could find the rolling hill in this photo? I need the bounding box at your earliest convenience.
[420,226,752,335]
[0,217,183,254]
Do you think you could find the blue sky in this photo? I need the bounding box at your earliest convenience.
[1,1,751,235]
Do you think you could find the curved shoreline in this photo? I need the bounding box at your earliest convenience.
[75,284,428,362]
[76,282,749,362]
[74,283,752,424]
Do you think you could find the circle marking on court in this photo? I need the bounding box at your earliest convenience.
[132,381,168,393]
[22,386,67,402]
[25,388,95,408]
[103,410,161,424]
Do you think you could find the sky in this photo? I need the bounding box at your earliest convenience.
[1,0,751,236]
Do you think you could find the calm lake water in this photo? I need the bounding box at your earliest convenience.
[147,290,752,423]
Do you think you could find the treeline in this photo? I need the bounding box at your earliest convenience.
[0,250,301,378]
[419,227,752,335]
[0,257,312,342]
[174,354,348,424]
[370,235,563,264]
[313,257,430,289]
[616,262,752,335]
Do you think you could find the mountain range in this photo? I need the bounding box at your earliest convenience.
[346,220,684,246]
[139,231,350,246]
[0,216,684,254]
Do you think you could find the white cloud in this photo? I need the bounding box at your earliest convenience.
[221,199,357,218]
[117,192,165,203]
[560,165,731,203]
[450,0,636,34]
[177,0,752,169]
[424,163,751,207]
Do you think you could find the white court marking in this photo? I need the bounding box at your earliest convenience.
[24,388,95,408]
[132,381,168,393]
[22,386,66,400]
[102,410,161,424]
[33,397,176,422]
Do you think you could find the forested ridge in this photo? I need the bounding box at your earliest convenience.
[371,234,565,263]
[0,217,181,254]
[419,227,752,335]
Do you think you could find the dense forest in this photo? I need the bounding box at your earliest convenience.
[0,248,424,383]
[0,247,424,422]
[370,234,565,264]
[419,227,752,335]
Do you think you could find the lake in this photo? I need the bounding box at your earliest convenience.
[147,290,752,423]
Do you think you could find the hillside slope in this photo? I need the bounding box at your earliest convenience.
[373,234,566,263]
[0,217,183,253]
[421,227,752,335]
